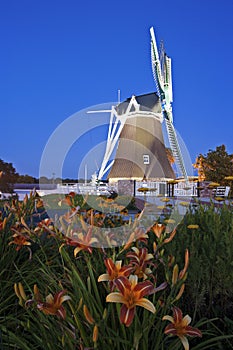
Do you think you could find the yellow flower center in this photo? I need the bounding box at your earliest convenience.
[175,321,187,336]
[124,290,139,308]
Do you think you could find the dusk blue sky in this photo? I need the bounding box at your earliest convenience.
[1,0,233,179]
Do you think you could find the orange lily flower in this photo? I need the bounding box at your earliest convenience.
[122,227,148,251]
[34,218,54,235]
[106,275,155,327]
[64,192,76,207]
[151,223,166,239]
[73,230,98,257]
[64,227,98,256]
[37,290,71,320]
[37,218,53,228]
[9,232,31,251]
[163,306,202,350]
[98,258,133,290]
[126,247,153,279]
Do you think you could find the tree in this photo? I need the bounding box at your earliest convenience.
[166,147,175,165]
[193,145,233,184]
[0,159,19,193]
[17,174,38,183]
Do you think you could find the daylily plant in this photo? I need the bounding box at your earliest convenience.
[163,306,202,350]
[15,283,71,320]
[36,289,71,320]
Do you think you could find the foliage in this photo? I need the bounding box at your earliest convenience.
[0,159,18,193]
[166,201,233,335]
[166,147,175,165]
[0,193,233,349]
[16,174,38,184]
[194,145,233,184]
[43,192,138,213]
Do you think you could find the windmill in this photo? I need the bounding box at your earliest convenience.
[150,27,188,180]
[96,27,187,182]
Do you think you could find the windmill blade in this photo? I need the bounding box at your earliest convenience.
[165,118,188,179]
[150,26,188,180]
[164,56,173,103]
[150,27,164,97]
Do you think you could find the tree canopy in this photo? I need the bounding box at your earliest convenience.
[193,145,233,185]
[0,159,19,193]
[17,174,38,183]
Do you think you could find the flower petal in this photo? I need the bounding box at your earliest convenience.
[135,298,156,314]
[164,323,177,335]
[179,335,189,350]
[77,232,84,240]
[145,253,154,261]
[74,246,82,257]
[129,275,138,288]
[154,281,167,293]
[105,258,115,274]
[121,265,134,276]
[56,305,66,319]
[60,295,71,303]
[127,251,140,263]
[115,276,131,294]
[106,292,125,304]
[89,237,98,244]
[162,315,174,323]
[53,290,66,304]
[98,273,110,282]
[115,260,122,270]
[120,304,135,327]
[131,246,139,254]
[46,293,54,304]
[182,314,191,326]
[134,280,154,297]
[185,325,202,337]
[173,306,183,323]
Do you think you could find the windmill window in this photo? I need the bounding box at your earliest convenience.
[143,155,150,164]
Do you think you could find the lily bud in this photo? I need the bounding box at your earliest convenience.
[179,249,189,279]
[83,304,95,325]
[174,283,185,301]
[102,308,107,320]
[172,264,179,286]
[93,325,98,343]
[164,228,176,244]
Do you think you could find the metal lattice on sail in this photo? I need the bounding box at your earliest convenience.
[150,27,188,179]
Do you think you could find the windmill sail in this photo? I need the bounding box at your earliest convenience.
[150,27,188,179]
